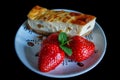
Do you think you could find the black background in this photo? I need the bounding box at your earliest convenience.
[1,0,118,79]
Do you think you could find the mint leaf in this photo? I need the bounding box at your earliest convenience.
[60,45,72,56]
[58,32,73,56]
[58,32,67,45]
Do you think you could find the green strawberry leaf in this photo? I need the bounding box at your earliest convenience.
[58,32,67,45]
[60,45,72,56]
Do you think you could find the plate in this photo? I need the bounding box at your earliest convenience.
[14,9,107,78]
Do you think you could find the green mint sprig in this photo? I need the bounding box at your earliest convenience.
[58,32,72,56]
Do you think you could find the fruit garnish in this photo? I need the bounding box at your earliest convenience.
[67,36,95,62]
[58,32,72,56]
[38,32,95,72]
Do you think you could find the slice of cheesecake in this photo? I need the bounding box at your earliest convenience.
[27,5,96,36]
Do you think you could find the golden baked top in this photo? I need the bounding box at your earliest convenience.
[27,5,96,26]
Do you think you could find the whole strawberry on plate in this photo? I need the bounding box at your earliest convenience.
[67,36,95,62]
[38,33,65,72]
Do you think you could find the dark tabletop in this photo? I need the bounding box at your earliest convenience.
[1,0,118,79]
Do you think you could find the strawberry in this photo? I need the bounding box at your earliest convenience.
[41,32,59,46]
[67,36,95,62]
[38,43,65,72]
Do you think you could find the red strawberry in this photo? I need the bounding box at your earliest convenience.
[67,36,95,62]
[38,43,65,72]
[41,32,59,46]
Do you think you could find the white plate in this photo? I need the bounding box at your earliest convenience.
[14,9,107,78]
